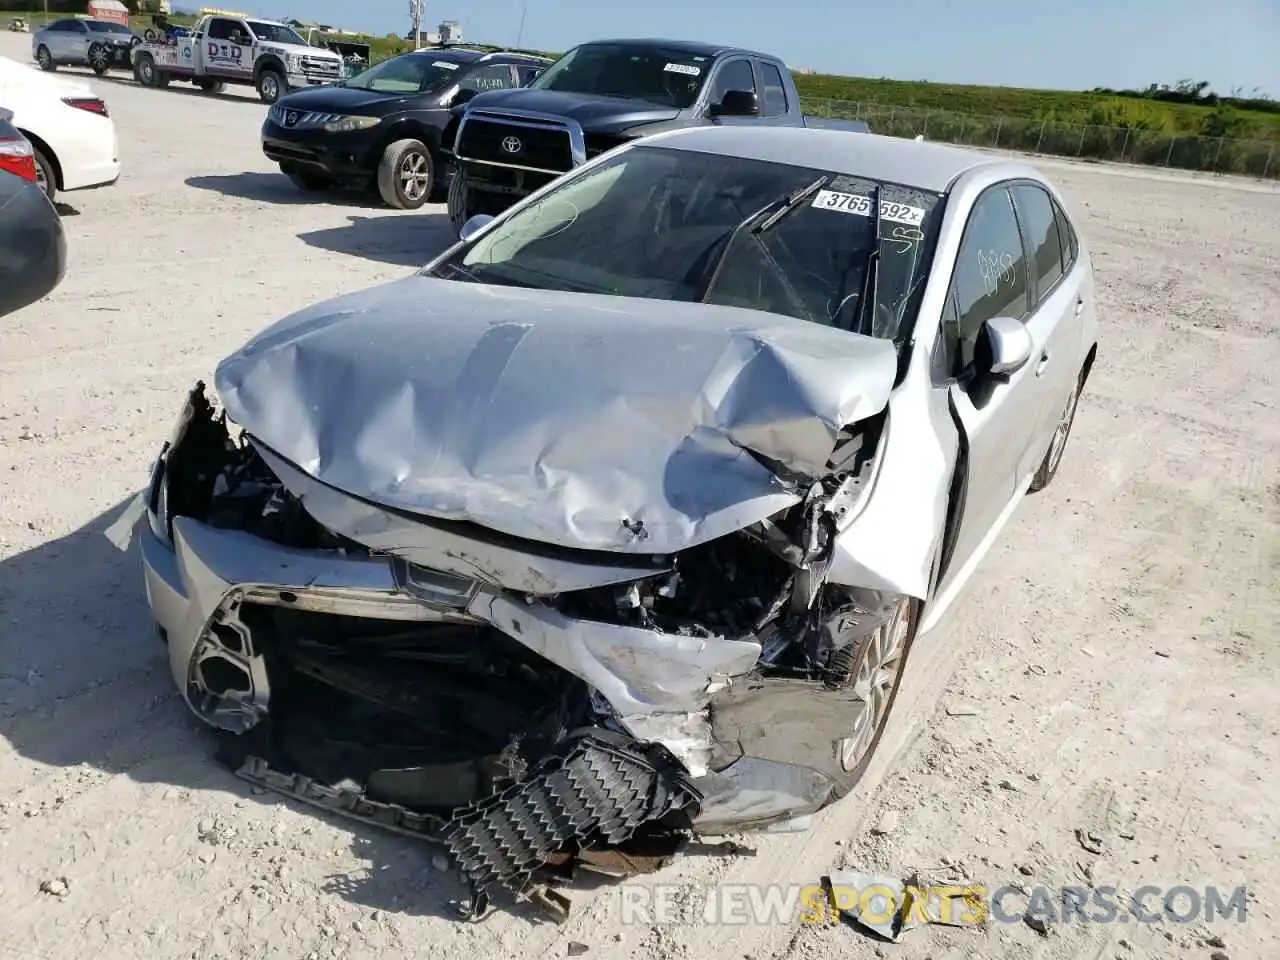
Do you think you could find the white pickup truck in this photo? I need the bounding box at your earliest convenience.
[129,8,343,104]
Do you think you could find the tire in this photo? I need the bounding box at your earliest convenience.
[88,42,110,75]
[32,146,56,202]
[282,164,333,191]
[36,45,55,71]
[377,139,434,210]
[196,78,225,94]
[134,52,156,87]
[256,69,286,104]
[446,167,471,234]
[828,597,919,800]
[1028,369,1084,493]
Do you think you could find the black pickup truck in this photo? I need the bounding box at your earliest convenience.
[441,38,869,235]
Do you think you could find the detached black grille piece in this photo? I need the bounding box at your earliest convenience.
[457,116,573,172]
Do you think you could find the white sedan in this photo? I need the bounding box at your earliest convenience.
[0,55,119,200]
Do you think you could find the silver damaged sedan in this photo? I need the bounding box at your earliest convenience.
[126,126,1099,913]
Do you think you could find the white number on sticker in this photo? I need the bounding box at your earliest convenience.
[810,190,926,227]
[664,62,701,76]
[433,60,459,70]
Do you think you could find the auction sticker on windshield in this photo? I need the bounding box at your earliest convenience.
[664,62,701,75]
[811,190,925,227]
[433,61,459,70]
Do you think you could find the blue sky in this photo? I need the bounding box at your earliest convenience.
[250,0,1278,95]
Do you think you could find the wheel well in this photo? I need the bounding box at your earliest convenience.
[378,122,441,159]
[1080,343,1098,386]
[254,56,286,81]
[17,128,61,189]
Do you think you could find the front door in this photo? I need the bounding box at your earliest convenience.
[936,184,1042,594]
[704,57,758,127]
[202,17,253,80]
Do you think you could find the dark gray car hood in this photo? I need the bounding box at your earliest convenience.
[214,276,897,555]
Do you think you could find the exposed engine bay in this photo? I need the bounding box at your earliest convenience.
[141,382,914,918]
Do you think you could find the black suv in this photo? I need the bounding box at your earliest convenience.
[261,47,551,209]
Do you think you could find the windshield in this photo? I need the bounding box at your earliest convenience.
[429,146,942,344]
[247,21,307,45]
[530,43,710,109]
[87,21,131,34]
[344,53,461,93]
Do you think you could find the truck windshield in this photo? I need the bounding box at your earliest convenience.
[344,53,460,94]
[529,43,710,109]
[248,21,307,45]
[429,145,943,345]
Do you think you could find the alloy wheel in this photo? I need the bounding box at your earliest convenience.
[399,152,430,202]
[838,599,912,772]
[1046,382,1080,476]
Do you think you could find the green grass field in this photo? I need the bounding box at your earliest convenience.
[9,10,1276,175]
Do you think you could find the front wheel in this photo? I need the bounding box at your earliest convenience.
[36,45,55,71]
[134,52,156,87]
[446,168,472,234]
[88,42,110,75]
[827,596,919,800]
[256,69,286,104]
[377,139,434,210]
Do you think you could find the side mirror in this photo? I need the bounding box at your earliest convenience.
[458,213,494,242]
[711,88,760,117]
[981,316,1033,377]
[0,171,66,318]
[451,87,478,107]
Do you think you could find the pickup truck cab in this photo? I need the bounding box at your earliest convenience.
[443,38,868,235]
[130,8,343,104]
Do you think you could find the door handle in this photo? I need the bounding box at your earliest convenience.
[1035,349,1051,376]
[1074,298,1084,317]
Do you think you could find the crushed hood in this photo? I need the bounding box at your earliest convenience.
[214,276,897,555]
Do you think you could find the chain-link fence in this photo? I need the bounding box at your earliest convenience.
[801,98,1279,180]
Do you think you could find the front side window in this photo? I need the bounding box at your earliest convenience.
[709,58,756,105]
[1011,183,1065,299]
[206,18,238,41]
[948,187,1030,374]
[530,43,710,109]
[344,54,462,93]
[458,62,515,93]
[247,21,307,45]
[429,145,943,346]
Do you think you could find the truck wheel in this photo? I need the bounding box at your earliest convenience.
[377,139,434,210]
[88,42,110,75]
[256,69,286,105]
[196,78,225,94]
[282,163,333,192]
[134,53,156,86]
[36,45,56,71]
[446,169,472,234]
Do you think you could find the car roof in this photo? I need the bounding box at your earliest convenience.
[582,38,774,60]
[639,127,1017,193]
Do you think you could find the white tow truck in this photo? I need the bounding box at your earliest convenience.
[129,8,344,104]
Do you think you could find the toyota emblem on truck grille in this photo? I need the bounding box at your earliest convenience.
[501,136,522,154]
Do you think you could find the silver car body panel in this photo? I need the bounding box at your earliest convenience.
[214,276,899,557]
[129,128,1100,842]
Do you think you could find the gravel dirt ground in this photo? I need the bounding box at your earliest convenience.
[1,38,1277,960]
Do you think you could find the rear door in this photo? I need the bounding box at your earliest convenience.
[1009,182,1085,482]
[934,183,1042,593]
[752,59,793,126]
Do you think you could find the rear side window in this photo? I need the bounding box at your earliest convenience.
[709,58,756,104]
[1012,184,1065,299]
[1054,200,1079,270]
[758,62,788,116]
[459,62,516,93]
[949,186,1030,374]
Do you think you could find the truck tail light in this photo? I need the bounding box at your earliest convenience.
[0,135,38,183]
[62,97,110,118]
